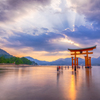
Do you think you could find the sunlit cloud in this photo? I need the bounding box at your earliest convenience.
[0,0,100,61]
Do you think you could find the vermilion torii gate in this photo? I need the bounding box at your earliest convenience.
[68,45,96,68]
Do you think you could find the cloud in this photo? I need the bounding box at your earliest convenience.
[3,29,80,52]
[3,24,99,53]
[0,0,51,23]
[4,31,65,51]
[69,0,100,27]
[41,27,48,31]
[63,25,100,46]
[44,51,70,56]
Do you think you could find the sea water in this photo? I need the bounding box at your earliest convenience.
[0,66,100,100]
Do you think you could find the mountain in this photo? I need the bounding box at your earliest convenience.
[91,57,100,65]
[0,49,37,65]
[48,58,71,65]
[25,56,49,65]
[25,56,85,65]
[25,56,100,65]
[1,48,99,65]
[0,48,99,65]
[0,49,13,58]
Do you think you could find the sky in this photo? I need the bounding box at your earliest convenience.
[0,0,100,61]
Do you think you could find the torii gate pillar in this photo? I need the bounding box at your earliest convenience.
[72,57,78,67]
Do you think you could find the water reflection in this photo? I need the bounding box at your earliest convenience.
[57,70,63,85]
[0,66,100,100]
[85,68,92,88]
[69,70,79,100]
[69,71,76,100]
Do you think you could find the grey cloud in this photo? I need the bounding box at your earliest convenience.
[44,52,69,56]
[4,31,71,52]
[63,25,100,45]
[0,28,8,35]
[69,0,100,27]
[0,0,51,22]
[63,25,100,39]
[4,25,99,52]
[7,0,51,10]
[41,27,48,31]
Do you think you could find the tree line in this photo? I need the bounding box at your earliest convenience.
[0,56,37,65]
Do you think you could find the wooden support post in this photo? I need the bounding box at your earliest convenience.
[85,56,87,67]
[90,57,91,67]
[75,52,76,67]
[89,57,91,67]
[72,57,73,67]
[77,58,78,67]
[85,56,91,67]
[86,51,89,67]
[88,57,90,67]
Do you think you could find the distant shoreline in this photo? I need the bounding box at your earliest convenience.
[0,64,100,67]
[0,63,36,67]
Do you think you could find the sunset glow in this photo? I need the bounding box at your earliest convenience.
[0,0,99,61]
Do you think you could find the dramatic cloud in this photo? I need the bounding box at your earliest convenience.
[63,25,100,46]
[4,32,63,51]
[3,31,79,52]
[69,0,100,27]
[63,25,100,39]
[0,0,100,60]
[0,0,51,23]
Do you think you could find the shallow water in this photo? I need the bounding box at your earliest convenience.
[0,66,100,100]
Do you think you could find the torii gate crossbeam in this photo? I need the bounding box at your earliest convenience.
[68,45,96,68]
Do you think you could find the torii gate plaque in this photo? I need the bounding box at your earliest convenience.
[68,45,96,68]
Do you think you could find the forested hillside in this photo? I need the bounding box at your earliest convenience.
[0,56,37,65]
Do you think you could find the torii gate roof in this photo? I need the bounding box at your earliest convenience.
[68,45,96,52]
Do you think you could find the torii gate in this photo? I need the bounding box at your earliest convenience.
[68,45,96,68]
